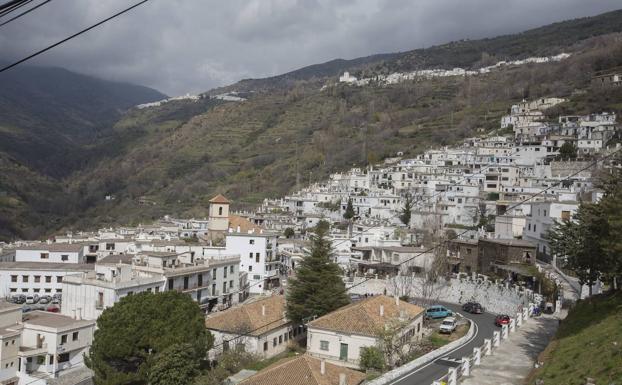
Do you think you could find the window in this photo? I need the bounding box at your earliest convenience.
[212,269,217,279]
[56,276,63,283]
[249,239,255,245]
[61,255,69,261]
[279,336,282,344]
[33,289,40,293]
[249,252,253,259]
[40,253,49,259]
[9,288,16,293]
[229,280,233,289]
[249,266,253,272]
[10,275,17,283]
[273,338,277,347]
[230,265,234,274]
[58,353,70,363]
[533,225,537,232]
[34,276,40,283]
[45,276,52,283]
[72,332,79,341]
[44,289,51,293]
[21,289,27,293]
[56,289,62,293]
[105,243,115,251]
[224,268,227,278]
[61,335,67,345]
[22,275,28,282]
[218,207,223,216]
[320,341,329,351]
[256,253,260,263]
[263,341,268,351]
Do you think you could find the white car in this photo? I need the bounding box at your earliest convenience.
[439,317,457,334]
[25,296,36,305]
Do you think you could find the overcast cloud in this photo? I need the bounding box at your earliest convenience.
[0,0,620,95]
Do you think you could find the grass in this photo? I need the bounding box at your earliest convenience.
[429,324,469,347]
[527,292,622,385]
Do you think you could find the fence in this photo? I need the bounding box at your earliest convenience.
[430,302,537,385]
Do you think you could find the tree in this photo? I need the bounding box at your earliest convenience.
[284,227,295,238]
[558,142,578,160]
[548,203,605,296]
[286,226,350,324]
[360,346,385,371]
[399,194,413,226]
[343,198,355,220]
[87,291,213,385]
[148,344,200,385]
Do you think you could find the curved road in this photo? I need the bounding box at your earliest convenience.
[391,303,498,385]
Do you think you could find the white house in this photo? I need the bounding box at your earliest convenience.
[0,262,95,298]
[15,244,85,264]
[307,295,424,368]
[523,201,579,259]
[225,231,280,294]
[205,296,305,359]
[0,300,95,385]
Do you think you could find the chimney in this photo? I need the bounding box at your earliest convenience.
[379,304,384,317]
[261,304,266,316]
[320,359,326,375]
[339,373,347,385]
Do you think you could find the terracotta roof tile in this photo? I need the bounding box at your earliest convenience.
[205,296,288,336]
[309,295,424,337]
[210,194,231,204]
[239,355,365,385]
[228,215,263,233]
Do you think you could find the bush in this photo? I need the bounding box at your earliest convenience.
[360,346,385,372]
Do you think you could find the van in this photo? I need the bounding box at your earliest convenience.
[425,305,453,319]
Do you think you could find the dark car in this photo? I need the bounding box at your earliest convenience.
[462,302,484,314]
[495,314,511,327]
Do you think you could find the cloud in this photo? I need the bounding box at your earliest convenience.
[0,0,620,95]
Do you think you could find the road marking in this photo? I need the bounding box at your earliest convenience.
[387,316,480,385]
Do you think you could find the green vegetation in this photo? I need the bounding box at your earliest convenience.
[344,198,355,220]
[400,193,413,226]
[360,346,385,371]
[530,292,622,385]
[286,226,350,324]
[548,167,622,293]
[86,291,213,385]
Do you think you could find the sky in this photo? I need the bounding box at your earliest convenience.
[1,0,621,95]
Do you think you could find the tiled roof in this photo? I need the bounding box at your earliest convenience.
[17,243,85,252]
[205,296,289,336]
[210,194,231,204]
[228,215,264,233]
[238,355,365,385]
[309,295,424,337]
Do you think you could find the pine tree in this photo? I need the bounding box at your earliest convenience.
[400,194,413,226]
[343,198,355,220]
[286,227,350,324]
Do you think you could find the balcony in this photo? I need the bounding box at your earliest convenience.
[95,300,104,310]
[19,343,48,357]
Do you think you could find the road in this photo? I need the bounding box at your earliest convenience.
[390,303,498,385]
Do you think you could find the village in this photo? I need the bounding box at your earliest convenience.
[0,95,618,385]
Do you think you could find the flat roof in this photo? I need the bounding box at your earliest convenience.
[0,262,95,271]
[22,311,94,330]
[17,243,85,252]
[480,238,536,248]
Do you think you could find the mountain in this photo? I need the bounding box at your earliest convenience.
[216,9,622,93]
[0,65,166,176]
[2,9,622,241]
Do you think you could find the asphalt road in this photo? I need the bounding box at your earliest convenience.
[390,303,498,385]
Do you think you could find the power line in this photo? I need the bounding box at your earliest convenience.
[210,146,622,350]
[0,0,51,27]
[0,0,34,18]
[0,0,150,73]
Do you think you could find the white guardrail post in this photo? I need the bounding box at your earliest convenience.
[432,382,442,385]
[501,324,509,339]
[461,357,471,376]
[510,318,516,333]
[523,306,529,320]
[473,347,481,365]
[484,338,492,356]
[493,330,500,347]
[448,367,458,385]
[516,312,523,327]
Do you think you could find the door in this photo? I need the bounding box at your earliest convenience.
[339,343,348,361]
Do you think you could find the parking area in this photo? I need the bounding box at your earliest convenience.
[6,294,62,313]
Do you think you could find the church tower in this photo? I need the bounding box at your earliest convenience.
[208,194,230,232]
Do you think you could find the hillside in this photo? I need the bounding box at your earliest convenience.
[0,65,166,177]
[3,9,622,241]
[528,292,622,384]
[217,9,622,93]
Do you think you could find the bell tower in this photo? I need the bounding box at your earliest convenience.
[208,194,230,232]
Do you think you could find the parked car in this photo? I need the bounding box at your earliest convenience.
[11,295,26,304]
[51,297,60,304]
[439,317,457,334]
[462,302,484,314]
[349,294,363,302]
[25,296,36,305]
[38,296,50,305]
[495,314,511,327]
[426,305,453,319]
[46,306,60,313]
[22,306,33,313]
[52,293,62,302]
